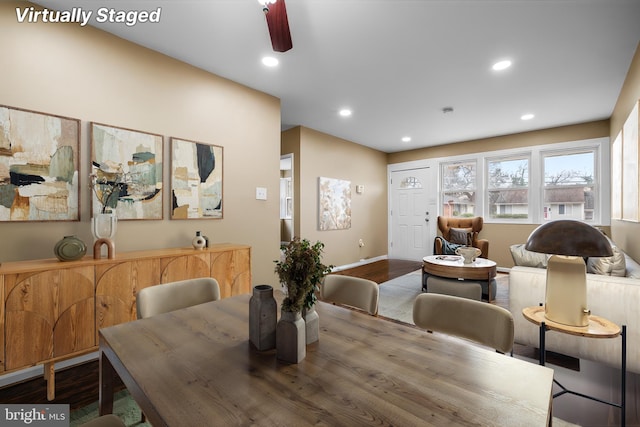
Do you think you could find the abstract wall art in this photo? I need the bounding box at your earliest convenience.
[0,105,80,221]
[90,123,163,220]
[318,176,351,230]
[170,138,223,219]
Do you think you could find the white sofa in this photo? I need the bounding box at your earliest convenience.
[509,244,640,374]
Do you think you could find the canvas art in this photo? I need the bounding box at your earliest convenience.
[170,138,223,219]
[90,123,163,220]
[318,176,351,230]
[0,105,80,221]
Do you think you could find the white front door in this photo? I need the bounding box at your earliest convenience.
[389,167,437,260]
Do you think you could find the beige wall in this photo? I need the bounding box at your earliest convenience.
[387,121,611,268]
[610,43,640,263]
[0,2,281,284]
[282,126,388,267]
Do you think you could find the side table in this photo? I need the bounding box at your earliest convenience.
[522,305,627,426]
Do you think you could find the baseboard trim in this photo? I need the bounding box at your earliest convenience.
[332,255,389,272]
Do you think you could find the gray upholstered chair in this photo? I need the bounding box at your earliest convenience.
[136,277,221,319]
[80,414,125,427]
[320,275,379,315]
[412,293,514,354]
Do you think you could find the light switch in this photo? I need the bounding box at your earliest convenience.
[256,187,267,200]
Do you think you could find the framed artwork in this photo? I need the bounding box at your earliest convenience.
[90,123,163,220]
[318,176,351,230]
[611,131,622,220]
[170,138,223,219]
[622,101,639,222]
[0,105,80,222]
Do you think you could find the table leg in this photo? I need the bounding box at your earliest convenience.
[539,322,546,366]
[621,325,626,427]
[99,349,115,416]
[44,362,55,401]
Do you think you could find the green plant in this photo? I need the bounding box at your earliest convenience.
[274,237,333,312]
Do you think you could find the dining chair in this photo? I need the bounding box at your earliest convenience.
[412,293,514,354]
[320,274,379,315]
[136,277,221,319]
[80,414,125,427]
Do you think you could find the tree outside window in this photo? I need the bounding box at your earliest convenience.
[441,161,476,217]
[543,151,595,221]
[487,157,529,220]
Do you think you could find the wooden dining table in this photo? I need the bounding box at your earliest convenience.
[99,293,554,426]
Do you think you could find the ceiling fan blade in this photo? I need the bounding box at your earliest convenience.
[265,0,293,52]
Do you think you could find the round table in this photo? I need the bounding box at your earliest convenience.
[422,255,497,301]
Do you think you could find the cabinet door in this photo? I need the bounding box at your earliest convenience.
[211,248,251,298]
[95,259,160,338]
[4,266,94,371]
[160,253,211,284]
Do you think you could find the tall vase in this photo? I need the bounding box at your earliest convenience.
[303,305,319,345]
[249,285,277,351]
[91,211,117,240]
[276,309,306,363]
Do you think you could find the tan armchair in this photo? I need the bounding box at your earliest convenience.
[434,216,489,259]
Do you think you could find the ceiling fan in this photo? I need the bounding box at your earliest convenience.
[258,0,293,52]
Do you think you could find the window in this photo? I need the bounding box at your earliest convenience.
[542,150,596,222]
[487,156,529,220]
[432,137,608,224]
[441,160,476,217]
[400,176,422,189]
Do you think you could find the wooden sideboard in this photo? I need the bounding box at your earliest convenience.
[0,243,251,399]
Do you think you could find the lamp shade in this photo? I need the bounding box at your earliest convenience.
[525,220,613,258]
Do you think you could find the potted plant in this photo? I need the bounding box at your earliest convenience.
[274,237,332,362]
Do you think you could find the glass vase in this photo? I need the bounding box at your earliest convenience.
[91,212,117,240]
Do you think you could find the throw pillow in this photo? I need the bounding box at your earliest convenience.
[449,228,472,245]
[587,245,626,277]
[509,244,550,268]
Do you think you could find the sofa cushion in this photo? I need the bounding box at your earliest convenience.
[509,244,550,268]
[449,227,472,245]
[587,245,626,277]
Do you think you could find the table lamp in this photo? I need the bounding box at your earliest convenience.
[525,220,613,327]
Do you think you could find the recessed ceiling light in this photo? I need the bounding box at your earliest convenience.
[339,109,352,117]
[262,56,279,67]
[492,60,512,71]
[401,136,412,143]
[521,113,535,120]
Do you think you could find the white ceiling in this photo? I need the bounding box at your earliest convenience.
[32,0,640,153]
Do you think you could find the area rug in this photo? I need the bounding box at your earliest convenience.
[70,389,149,427]
[377,269,509,324]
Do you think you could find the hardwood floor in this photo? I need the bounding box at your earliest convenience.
[333,259,423,283]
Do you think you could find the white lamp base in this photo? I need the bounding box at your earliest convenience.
[545,255,589,327]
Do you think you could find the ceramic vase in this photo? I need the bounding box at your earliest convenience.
[249,285,277,351]
[276,309,306,363]
[303,305,319,345]
[54,235,87,262]
[192,231,206,250]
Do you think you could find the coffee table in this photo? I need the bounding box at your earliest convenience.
[422,255,497,301]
